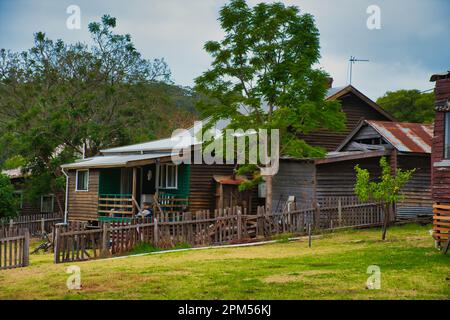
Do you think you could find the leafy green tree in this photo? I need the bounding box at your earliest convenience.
[376,90,435,123]
[1,155,26,170]
[0,173,19,218]
[354,157,414,240]
[0,15,197,205]
[195,0,345,211]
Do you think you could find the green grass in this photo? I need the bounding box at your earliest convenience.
[0,224,448,300]
[130,242,192,254]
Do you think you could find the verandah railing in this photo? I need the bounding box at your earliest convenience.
[54,197,384,263]
[98,194,134,217]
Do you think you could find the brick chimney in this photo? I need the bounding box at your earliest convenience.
[327,77,334,89]
[431,71,450,110]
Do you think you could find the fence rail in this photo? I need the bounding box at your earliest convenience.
[432,203,450,247]
[0,212,63,236]
[0,228,30,270]
[54,197,384,264]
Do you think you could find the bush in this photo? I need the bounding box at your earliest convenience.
[0,173,19,218]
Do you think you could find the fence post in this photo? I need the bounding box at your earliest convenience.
[338,198,342,227]
[53,225,60,263]
[41,218,45,235]
[237,207,242,241]
[153,218,159,247]
[101,222,109,257]
[9,219,13,229]
[23,229,30,267]
[308,223,312,248]
[313,202,321,230]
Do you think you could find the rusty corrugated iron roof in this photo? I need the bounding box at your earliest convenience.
[367,120,433,154]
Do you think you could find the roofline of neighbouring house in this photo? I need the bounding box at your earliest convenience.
[326,85,397,122]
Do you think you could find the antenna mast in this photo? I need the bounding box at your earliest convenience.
[348,56,369,85]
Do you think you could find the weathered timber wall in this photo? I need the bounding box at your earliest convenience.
[316,155,432,217]
[298,93,391,151]
[272,160,316,210]
[432,77,450,203]
[188,163,258,213]
[397,155,432,215]
[316,157,382,199]
[67,169,100,221]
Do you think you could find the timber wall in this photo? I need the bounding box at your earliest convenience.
[67,169,99,221]
[316,155,432,217]
[298,93,391,151]
[272,160,315,210]
[432,77,450,203]
[188,163,258,214]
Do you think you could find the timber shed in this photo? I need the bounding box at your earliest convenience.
[273,120,433,220]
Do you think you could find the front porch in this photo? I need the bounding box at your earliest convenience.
[97,163,190,221]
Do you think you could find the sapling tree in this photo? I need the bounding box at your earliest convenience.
[354,157,415,240]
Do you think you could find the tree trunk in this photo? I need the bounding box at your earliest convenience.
[265,175,273,213]
[381,203,391,241]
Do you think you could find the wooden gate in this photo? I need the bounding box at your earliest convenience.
[0,228,30,270]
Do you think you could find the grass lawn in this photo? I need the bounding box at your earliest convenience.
[0,223,448,300]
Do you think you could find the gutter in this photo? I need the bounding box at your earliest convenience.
[61,168,69,224]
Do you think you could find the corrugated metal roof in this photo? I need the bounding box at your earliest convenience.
[99,85,383,155]
[367,120,433,154]
[101,118,227,154]
[61,153,175,169]
[1,168,24,179]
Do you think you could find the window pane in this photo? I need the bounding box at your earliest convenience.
[167,166,174,188]
[446,113,450,158]
[158,165,166,188]
[77,171,88,191]
[41,195,54,213]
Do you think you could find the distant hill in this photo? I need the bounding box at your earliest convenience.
[0,82,200,169]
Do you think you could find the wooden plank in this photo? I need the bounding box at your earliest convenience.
[433,204,450,209]
[433,226,450,232]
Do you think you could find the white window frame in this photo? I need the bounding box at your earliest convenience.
[445,113,450,159]
[165,164,178,189]
[40,194,55,213]
[156,164,178,190]
[75,169,89,192]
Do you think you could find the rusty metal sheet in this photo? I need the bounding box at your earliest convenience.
[367,120,433,153]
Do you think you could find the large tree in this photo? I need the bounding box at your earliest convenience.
[195,0,345,211]
[0,15,196,207]
[376,89,435,123]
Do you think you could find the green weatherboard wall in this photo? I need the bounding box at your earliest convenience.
[99,164,190,197]
[161,164,190,197]
[98,168,121,195]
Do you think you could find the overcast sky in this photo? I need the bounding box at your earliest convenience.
[0,0,449,100]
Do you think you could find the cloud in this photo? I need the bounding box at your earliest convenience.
[0,0,448,98]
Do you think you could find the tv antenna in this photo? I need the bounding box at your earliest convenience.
[348,56,369,85]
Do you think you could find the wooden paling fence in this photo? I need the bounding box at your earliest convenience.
[0,228,30,270]
[317,196,384,229]
[54,197,384,264]
[432,204,450,247]
[0,212,63,236]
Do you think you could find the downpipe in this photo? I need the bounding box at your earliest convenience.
[61,168,69,224]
